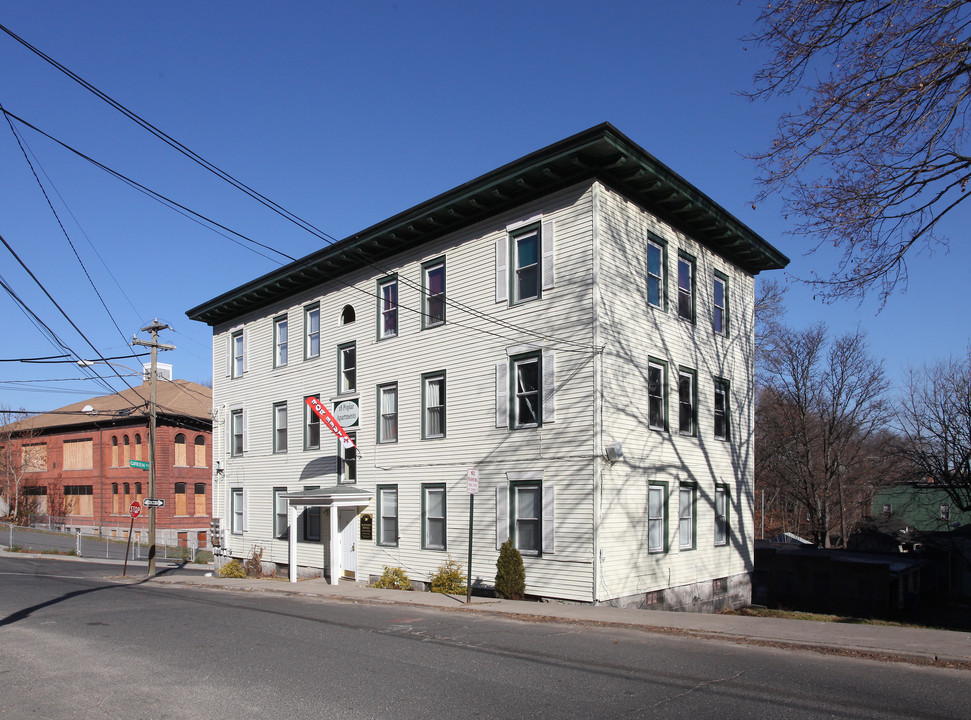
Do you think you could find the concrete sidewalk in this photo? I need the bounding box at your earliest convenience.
[140,570,971,670]
[5,549,969,669]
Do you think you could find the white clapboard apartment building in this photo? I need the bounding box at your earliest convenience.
[187,124,787,611]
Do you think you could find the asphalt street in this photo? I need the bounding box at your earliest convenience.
[1,556,968,720]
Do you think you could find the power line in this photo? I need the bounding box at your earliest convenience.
[2,100,142,361]
[2,109,293,264]
[1,26,599,353]
[0,233,143,408]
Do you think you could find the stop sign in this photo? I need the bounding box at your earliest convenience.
[129,501,142,519]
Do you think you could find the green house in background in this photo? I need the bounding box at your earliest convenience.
[874,482,971,532]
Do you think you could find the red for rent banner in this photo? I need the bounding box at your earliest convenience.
[305,396,357,450]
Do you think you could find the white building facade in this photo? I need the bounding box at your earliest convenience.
[187,124,787,610]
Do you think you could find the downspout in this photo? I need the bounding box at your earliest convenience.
[591,182,603,603]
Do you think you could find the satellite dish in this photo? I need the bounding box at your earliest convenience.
[82,405,95,414]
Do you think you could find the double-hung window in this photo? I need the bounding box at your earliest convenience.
[422,372,446,439]
[378,277,398,339]
[378,485,398,546]
[678,254,695,322]
[274,315,288,367]
[714,485,729,546]
[513,483,542,555]
[513,228,540,303]
[273,402,288,453]
[423,485,446,550]
[648,360,666,431]
[647,236,665,309]
[230,409,244,457]
[304,395,320,450]
[679,484,696,550]
[378,383,398,443]
[273,487,288,539]
[648,484,666,553]
[714,379,730,441]
[678,368,696,436]
[340,432,357,483]
[231,331,244,378]
[497,475,555,556]
[231,488,244,534]
[305,304,320,359]
[338,342,356,394]
[513,355,541,428]
[423,259,446,327]
[713,272,728,335]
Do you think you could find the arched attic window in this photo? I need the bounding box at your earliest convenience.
[340,304,356,325]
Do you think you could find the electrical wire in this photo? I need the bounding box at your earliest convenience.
[2,100,142,363]
[0,232,143,409]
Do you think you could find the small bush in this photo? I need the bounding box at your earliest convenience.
[371,565,412,590]
[495,538,526,600]
[243,546,264,578]
[430,556,466,594]
[219,558,246,578]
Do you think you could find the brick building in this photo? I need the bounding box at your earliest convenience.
[1,372,213,547]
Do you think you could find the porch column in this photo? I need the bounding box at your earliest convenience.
[329,503,340,586]
[288,504,298,584]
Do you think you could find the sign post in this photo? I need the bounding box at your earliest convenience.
[466,468,479,604]
[123,501,141,576]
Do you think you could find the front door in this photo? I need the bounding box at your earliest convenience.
[338,508,357,579]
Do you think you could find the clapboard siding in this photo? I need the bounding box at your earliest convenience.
[206,174,763,606]
[594,184,756,602]
[210,183,598,601]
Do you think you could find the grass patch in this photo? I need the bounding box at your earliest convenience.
[723,606,924,628]
[6,545,78,557]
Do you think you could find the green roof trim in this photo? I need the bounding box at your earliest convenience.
[187,123,788,326]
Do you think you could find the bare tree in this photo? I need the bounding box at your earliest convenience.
[754,278,788,366]
[745,0,971,303]
[0,407,41,521]
[756,324,891,545]
[896,351,971,510]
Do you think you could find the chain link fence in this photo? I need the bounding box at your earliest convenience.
[1,520,212,564]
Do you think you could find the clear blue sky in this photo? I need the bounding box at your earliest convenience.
[1,1,968,413]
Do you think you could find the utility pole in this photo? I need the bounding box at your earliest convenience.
[132,319,175,576]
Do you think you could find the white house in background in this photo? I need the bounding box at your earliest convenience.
[186,123,788,611]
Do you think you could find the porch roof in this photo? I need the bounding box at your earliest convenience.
[282,485,373,507]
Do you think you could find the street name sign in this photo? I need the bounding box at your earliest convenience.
[129,460,150,471]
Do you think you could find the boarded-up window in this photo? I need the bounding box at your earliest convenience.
[175,482,187,516]
[135,482,143,503]
[122,435,131,466]
[111,437,119,467]
[194,482,206,516]
[123,483,131,511]
[22,443,47,472]
[24,485,48,515]
[63,439,93,470]
[112,483,119,514]
[174,434,187,466]
[65,485,94,516]
[194,435,206,468]
[134,434,142,461]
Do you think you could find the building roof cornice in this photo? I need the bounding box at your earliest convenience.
[187,123,789,327]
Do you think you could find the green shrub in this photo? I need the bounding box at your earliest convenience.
[371,565,412,590]
[219,558,246,578]
[430,556,466,594]
[495,538,525,600]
